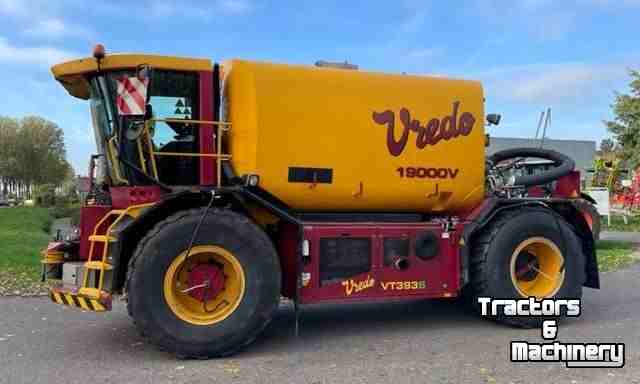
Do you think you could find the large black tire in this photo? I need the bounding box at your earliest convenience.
[126,208,281,358]
[467,207,585,328]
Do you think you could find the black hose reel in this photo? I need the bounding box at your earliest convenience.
[488,147,575,187]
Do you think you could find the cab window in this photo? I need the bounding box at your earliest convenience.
[146,71,200,185]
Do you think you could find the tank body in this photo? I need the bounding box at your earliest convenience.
[223,60,485,213]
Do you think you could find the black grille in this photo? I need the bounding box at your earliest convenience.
[319,238,371,285]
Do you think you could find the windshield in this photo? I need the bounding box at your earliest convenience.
[89,76,118,184]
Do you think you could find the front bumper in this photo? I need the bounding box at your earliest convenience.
[42,241,112,312]
[49,285,112,312]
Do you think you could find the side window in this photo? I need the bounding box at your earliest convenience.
[147,71,199,151]
[144,71,200,185]
[148,96,195,147]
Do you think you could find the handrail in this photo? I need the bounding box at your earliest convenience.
[107,137,129,185]
[142,118,231,186]
[159,118,231,126]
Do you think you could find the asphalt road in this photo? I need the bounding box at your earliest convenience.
[1,264,639,384]
[601,231,640,244]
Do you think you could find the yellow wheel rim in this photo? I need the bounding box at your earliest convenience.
[163,245,245,325]
[509,237,565,298]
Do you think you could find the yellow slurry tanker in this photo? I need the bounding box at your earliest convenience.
[40,45,599,358]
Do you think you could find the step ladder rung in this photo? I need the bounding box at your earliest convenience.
[89,235,117,242]
[78,287,107,299]
[84,261,114,270]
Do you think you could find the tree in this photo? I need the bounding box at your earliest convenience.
[0,117,19,196]
[605,70,640,169]
[15,116,70,186]
[599,138,615,154]
[0,115,71,200]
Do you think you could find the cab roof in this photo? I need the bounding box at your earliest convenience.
[51,53,212,99]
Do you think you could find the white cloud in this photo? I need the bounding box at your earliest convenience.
[22,18,90,39]
[474,0,640,41]
[28,19,66,36]
[0,37,78,67]
[473,1,577,41]
[477,61,632,103]
[1,1,92,41]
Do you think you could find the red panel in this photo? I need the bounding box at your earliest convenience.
[298,222,463,304]
[199,70,215,185]
[277,222,299,298]
[527,185,546,198]
[78,205,111,260]
[553,170,581,198]
[110,186,163,209]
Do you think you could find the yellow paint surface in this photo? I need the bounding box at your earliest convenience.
[223,60,485,213]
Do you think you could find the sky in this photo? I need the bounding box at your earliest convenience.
[0,0,638,174]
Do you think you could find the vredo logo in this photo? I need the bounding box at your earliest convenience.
[342,275,375,296]
[372,101,476,157]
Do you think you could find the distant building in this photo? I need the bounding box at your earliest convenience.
[486,137,597,182]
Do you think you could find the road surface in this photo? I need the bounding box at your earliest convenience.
[601,231,640,244]
[1,264,639,384]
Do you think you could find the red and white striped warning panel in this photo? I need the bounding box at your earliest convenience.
[116,77,148,115]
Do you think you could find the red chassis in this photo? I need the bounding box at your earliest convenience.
[73,170,586,305]
[279,219,466,304]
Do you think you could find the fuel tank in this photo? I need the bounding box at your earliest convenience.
[223,60,485,213]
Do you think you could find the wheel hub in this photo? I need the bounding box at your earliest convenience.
[187,264,225,302]
[510,237,565,298]
[514,251,539,282]
[163,245,246,326]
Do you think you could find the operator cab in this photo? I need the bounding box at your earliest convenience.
[52,46,220,189]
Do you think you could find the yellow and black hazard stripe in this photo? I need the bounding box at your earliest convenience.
[49,291,107,312]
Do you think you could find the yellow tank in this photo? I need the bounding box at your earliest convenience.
[223,60,485,213]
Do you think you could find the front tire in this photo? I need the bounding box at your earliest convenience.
[126,208,281,358]
[467,207,585,328]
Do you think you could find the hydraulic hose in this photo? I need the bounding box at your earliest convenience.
[488,147,575,187]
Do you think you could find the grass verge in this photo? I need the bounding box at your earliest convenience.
[0,207,54,296]
[602,215,640,232]
[596,240,637,272]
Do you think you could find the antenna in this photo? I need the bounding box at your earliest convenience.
[534,110,544,139]
[539,107,551,148]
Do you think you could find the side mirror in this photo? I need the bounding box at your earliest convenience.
[487,113,501,126]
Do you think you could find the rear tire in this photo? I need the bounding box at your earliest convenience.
[467,207,584,328]
[126,208,281,358]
